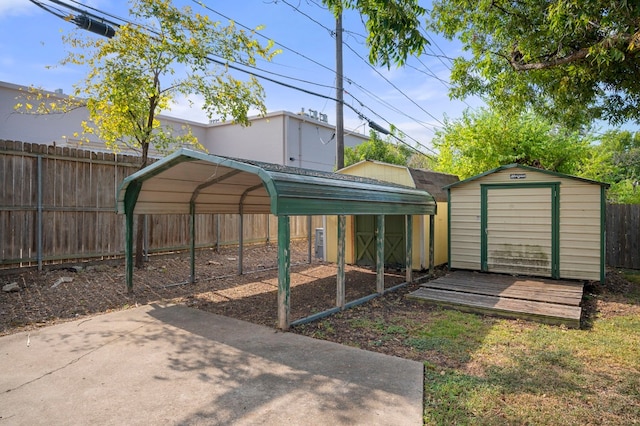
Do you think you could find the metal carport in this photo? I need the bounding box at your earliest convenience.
[117,148,437,329]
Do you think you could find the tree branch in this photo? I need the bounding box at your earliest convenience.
[509,32,635,71]
[509,47,590,70]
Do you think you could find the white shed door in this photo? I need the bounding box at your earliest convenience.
[484,186,555,277]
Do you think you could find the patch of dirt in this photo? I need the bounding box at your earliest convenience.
[0,240,407,335]
[2,244,638,365]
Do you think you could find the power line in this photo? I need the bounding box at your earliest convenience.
[278,0,445,127]
[341,40,445,126]
[31,0,438,157]
[193,0,336,75]
[276,0,445,145]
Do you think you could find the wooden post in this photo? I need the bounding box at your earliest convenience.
[406,215,413,283]
[429,214,435,277]
[376,214,385,294]
[36,155,43,271]
[337,215,346,309]
[277,215,291,330]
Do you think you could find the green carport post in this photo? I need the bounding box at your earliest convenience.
[189,201,196,284]
[406,215,413,283]
[376,214,385,294]
[123,180,142,293]
[337,215,346,309]
[429,214,435,277]
[278,215,291,330]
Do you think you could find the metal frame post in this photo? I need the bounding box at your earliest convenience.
[429,214,435,277]
[277,215,291,330]
[406,215,413,283]
[376,214,385,294]
[123,181,142,293]
[337,215,346,309]
[189,202,196,283]
[238,212,244,275]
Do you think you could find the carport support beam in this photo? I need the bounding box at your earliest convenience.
[238,213,244,275]
[376,214,385,294]
[406,215,413,283]
[189,201,196,284]
[429,214,435,277]
[307,216,312,263]
[123,181,142,293]
[337,215,346,309]
[278,215,291,330]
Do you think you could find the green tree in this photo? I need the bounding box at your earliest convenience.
[322,0,428,66]
[582,130,640,204]
[429,0,640,127]
[17,0,278,268]
[344,130,413,167]
[19,0,277,167]
[432,108,590,179]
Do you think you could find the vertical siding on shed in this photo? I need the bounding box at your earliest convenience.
[326,161,450,269]
[558,182,602,280]
[449,167,603,281]
[449,185,482,270]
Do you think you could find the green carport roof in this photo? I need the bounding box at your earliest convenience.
[117,148,436,216]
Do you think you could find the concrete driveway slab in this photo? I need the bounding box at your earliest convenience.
[0,304,423,425]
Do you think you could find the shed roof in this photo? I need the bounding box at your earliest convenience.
[407,168,459,202]
[444,163,609,189]
[338,160,459,202]
[116,149,437,216]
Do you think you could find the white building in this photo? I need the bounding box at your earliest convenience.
[0,81,368,172]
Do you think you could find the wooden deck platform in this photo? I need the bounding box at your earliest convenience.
[408,271,584,328]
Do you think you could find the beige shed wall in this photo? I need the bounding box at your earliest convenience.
[449,167,603,281]
[324,162,449,270]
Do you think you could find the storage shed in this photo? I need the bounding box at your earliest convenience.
[446,164,608,282]
[325,160,459,269]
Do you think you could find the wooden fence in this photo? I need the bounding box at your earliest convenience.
[0,141,322,269]
[606,203,640,270]
[3,140,639,271]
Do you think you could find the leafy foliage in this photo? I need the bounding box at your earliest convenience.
[344,130,413,167]
[16,0,278,167]
[429,0,640,127]
[582,130,640,203]
[432,108,590,179]
[322,0,428,67]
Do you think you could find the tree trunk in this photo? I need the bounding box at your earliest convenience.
[134,142,151,269]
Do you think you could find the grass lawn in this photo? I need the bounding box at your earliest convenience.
[296,270,640,425]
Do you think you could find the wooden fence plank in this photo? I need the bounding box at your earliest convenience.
[1,143,325,268]
[606,204,640,270]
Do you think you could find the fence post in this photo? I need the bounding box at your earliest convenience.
[37,155,43,271]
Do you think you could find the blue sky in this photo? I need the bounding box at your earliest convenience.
[0,0,484,153]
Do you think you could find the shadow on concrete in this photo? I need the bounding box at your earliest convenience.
[0,304,422,425]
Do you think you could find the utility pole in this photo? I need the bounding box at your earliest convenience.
[335,11,344,170]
